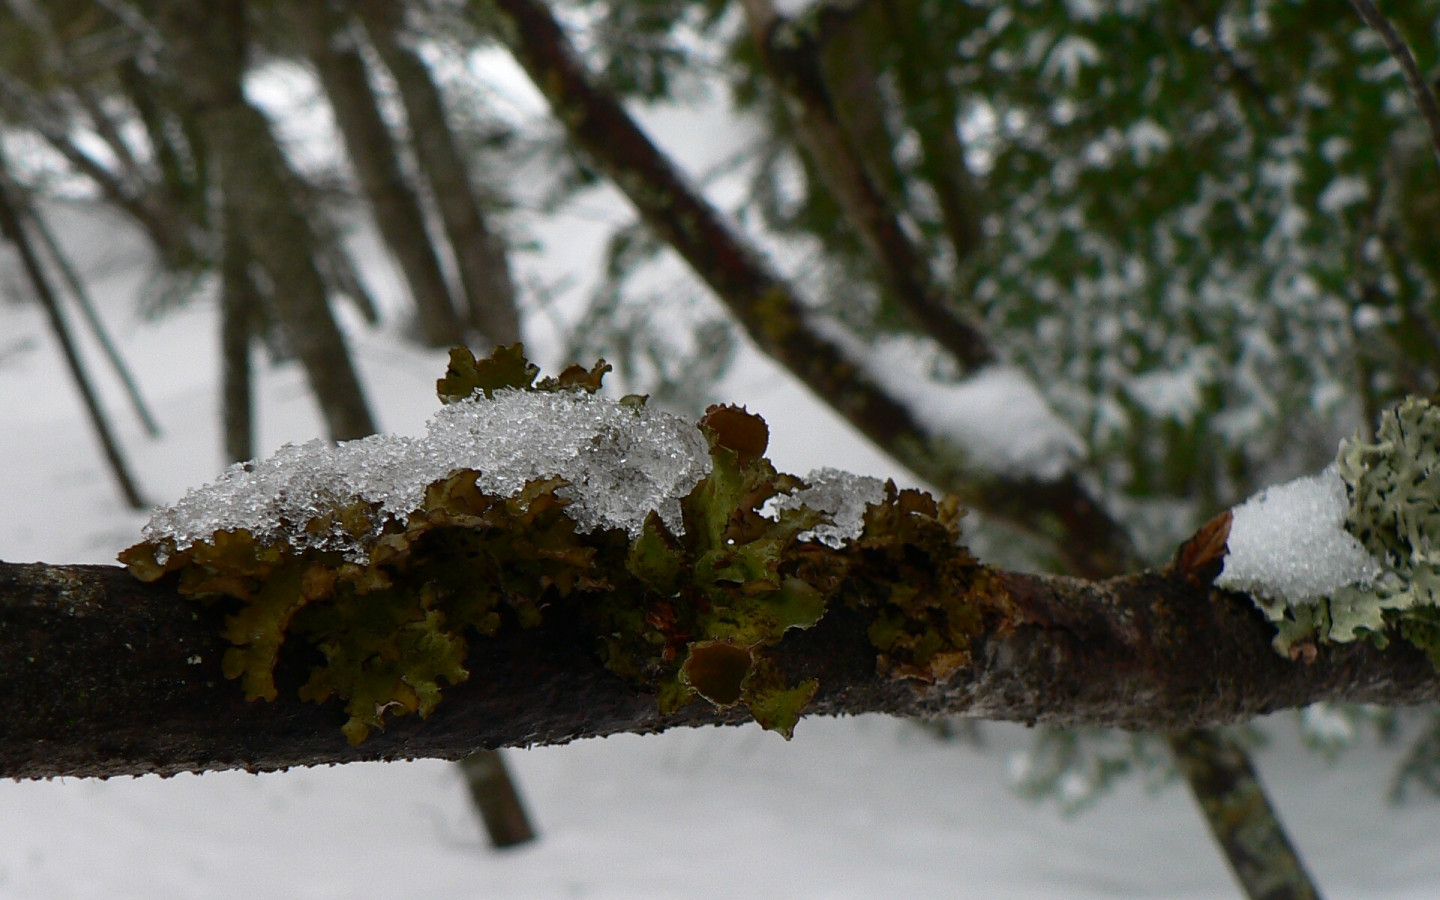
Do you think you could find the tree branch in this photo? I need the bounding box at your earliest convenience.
[738,0,994,371]
[0,556,1434,780]
[487,0,1132,577]
[1348,0,1440,173]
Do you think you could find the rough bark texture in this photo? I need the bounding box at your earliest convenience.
[0,559,1434,780]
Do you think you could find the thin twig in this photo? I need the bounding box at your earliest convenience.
[24,192,163,437]
[1348,0,1440,172]
[0,151,147,509]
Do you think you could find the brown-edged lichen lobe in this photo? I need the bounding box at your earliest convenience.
[122,346,1002,744]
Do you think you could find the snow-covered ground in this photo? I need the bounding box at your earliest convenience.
[1,199,1439,898]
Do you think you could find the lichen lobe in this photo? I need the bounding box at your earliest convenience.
[122,346,999,743]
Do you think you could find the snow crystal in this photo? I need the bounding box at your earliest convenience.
[770,467,888,548]
[143,389,713,556]
[813,322,1083,480]
[1216,466,1382,604]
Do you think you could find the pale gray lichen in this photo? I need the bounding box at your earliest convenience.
[1263,397,1440,660]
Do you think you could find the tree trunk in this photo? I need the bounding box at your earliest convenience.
[154,0,377,441]
[220,200,257,465]
[358,0,522,347]
[460,750,537,847]
[288,0,465,349]
[0,557,1435,780]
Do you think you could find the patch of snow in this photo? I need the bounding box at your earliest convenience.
[1216,466,1382,604]
[1126,118,1171,165]
[144,389,712,556]
[1318,176,1368,215]
[1126,365,1207,422]
[813,323,1084,480]
[1301,702,1358,747]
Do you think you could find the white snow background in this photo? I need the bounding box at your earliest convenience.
[0,58,1438,899]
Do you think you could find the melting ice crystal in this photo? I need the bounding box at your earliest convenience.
[772,467,888,548]
[144,389,713,557]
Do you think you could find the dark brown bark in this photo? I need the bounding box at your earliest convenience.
[0,558,1435,780]
[358,0,523,347]
[154,0,377,441]
[288,0,465,348]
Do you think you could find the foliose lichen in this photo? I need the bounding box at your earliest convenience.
[1261,396,1440,664]
[122,346,998,744]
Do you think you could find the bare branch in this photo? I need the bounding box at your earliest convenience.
[739,0,994,371]
[1349,0,1440,172]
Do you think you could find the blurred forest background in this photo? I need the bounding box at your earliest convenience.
[3,0,1440,895]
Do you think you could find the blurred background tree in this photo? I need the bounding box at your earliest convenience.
[4,0,1439,892]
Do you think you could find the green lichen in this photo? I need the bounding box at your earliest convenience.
[122,346,999,743]
[1262,396,1440,664]
[847,487,998,683]
[123,472,595,744]
[594,403,839,736]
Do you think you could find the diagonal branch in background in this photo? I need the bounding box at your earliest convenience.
[1168,728,1321,900]
[287,0,465,349]
[1,551,1437,780]
[737,0,994,372]
[0,154,147,510]
[747,6,1318,894]
[487,0,1130,577]
[22,190,163,438]
[877,0,987,266]
[488,4,1320,897]
[1348,0,1440,173]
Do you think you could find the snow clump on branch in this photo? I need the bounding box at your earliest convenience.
[144,389,713,558]
[1216,467,1381,605]
[143,390,896,561]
